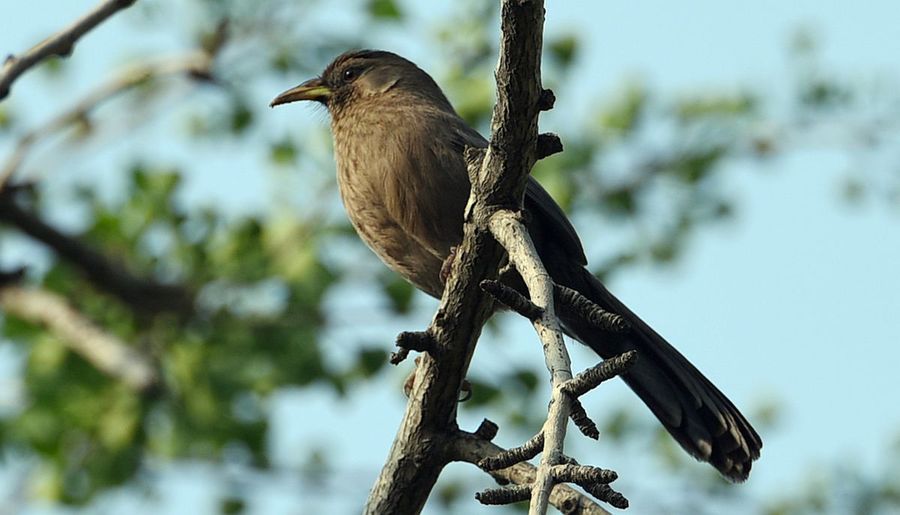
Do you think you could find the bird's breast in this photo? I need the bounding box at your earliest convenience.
[331,109,469,297]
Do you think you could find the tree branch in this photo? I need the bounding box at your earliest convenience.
[0,188,195,316]
[489,209,577,514]
[450,432,612,515]
[0,284,158,392]
[0,0,139,100]
[0,50,215,190]
[363,1,547,512]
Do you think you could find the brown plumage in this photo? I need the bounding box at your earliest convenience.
[271,49,762,481]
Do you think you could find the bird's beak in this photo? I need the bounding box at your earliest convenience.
[269,78,331,107]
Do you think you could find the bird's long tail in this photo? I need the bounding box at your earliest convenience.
[556,267,762,481]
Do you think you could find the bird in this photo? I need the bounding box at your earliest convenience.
[270,49,762,481]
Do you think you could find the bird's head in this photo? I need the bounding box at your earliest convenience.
[269,50,453,117]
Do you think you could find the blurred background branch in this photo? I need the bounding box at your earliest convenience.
[1,46,221,190]
[0,0,139,99]
[0,283,158,392]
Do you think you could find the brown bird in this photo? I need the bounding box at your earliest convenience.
[271,50,762,481]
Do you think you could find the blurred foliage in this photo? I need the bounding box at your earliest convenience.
[0,0,898,513]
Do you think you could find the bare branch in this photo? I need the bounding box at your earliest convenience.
[0,51,215,190]
[395,330,438,355]
[561,350,638,399]
[477,484,532,505]
[480,279,543,321]
[583,484,629,510]
[472,0,545,206]
[0,0,139,100]
[451,433,612,515]
[555,285,629,332]
[568,398,600,439]
[550,464,617,486]
[365,1,566,513]
[537,89,556,111]
[0,189,195,315]
[489,209,576,514]
[0,285,158,392]
[480,432,544,471]
[536,133,563,160]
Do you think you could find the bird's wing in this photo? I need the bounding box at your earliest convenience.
[450,119,587,267]
[523,179,587,266]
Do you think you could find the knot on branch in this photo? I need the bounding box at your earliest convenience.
[480,280,543,321]
[474,419,499,441]
[536,132,563,160]
[479,432,544,471]
[476,484,531,505]
[555,285,630,332]
[458,379,473,402]
[391,330,437,364]
[561,350,638,399]
[538,88,556,111]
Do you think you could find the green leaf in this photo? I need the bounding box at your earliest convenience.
[353,347,388,378]
[800,79,850,108]
[675,93,756,121]
[381,275,414,314]
[598,82,647,136]
[221,497,246,514]
[230,102,254,134]
[368,0,403,20]
[549,34,579,67]
[1,314,41,341]
[464,379,501,407]
[0,105,13,131]
[269,138,297,166]
[601,187,637,216]
[507,368,539,394]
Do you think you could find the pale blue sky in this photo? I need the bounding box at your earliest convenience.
[2,1,900,514]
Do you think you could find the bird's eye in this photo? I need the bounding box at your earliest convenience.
[342,68,359,82]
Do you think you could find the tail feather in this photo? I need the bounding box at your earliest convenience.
[557,267,762,481]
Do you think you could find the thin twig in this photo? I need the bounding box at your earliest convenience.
[0,0,139,100]
[562,350,638,398]
[0,51,214,190]
[476,484,532,505]
[0,285,158,392]
[550,464,617,486]
[555,284,629,332]
[568,398,600,439]
[451,432,612,515]
[479,432,544,471]
[395,330,437,354]
[480,279,543,321]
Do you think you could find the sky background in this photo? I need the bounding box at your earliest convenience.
[2,1,900,514]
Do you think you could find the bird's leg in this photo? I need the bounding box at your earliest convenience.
[439,246,459,285]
